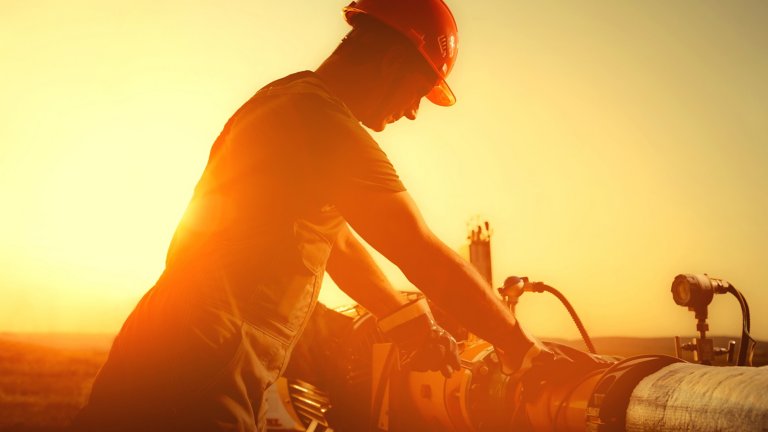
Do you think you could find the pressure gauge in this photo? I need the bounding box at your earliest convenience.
[671,274,714,310]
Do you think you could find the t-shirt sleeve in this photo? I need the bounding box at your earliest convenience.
[298,94,406,202]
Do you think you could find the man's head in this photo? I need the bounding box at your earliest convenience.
[343,0,458,107]
[317,0,458,131]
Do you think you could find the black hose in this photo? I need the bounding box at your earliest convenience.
[535,283,597,354]
[726,286,755,366]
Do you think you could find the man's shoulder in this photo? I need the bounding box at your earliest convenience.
[253,71,350,117]
[237,71,379,150]
[222,71,361,144]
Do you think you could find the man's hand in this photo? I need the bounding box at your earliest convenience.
[377,298,461,378]
[495,321,556,379]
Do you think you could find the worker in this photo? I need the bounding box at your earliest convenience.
[73,0,550,430]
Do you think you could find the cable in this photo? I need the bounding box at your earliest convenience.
[532,283,597,354]
[726,286,756,366]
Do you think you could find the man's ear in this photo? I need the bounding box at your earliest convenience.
[378,44,410,81]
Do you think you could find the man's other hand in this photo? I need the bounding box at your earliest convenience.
[406,324,461,378]
[377,298,461,378]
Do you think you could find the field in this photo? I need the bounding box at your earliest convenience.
[0,334,110,432]
[0,333,764,431]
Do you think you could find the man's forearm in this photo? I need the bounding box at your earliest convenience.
[326,226,407,317]
[335,190,521,351]
[396,232,520,352]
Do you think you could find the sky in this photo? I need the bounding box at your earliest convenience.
[1,0,766,342]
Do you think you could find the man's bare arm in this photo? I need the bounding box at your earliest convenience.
[336,190,520,352]
[326,223,407,317]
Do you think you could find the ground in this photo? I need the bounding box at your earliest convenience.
[0,334,108,432]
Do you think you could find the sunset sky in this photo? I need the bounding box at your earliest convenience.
[1,1,766,341]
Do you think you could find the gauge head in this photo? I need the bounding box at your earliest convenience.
[671,274,714,310]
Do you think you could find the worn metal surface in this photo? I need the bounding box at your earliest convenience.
[626,363,768,431]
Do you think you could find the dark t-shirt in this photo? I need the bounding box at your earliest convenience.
[163,71,404,336]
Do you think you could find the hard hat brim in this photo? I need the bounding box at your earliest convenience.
[427,79,456,106]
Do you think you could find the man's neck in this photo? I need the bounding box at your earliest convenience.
[315,55,377,122]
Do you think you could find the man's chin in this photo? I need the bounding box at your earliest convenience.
[361,118,387,132]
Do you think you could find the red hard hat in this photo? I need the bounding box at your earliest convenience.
[343,0,458,106]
